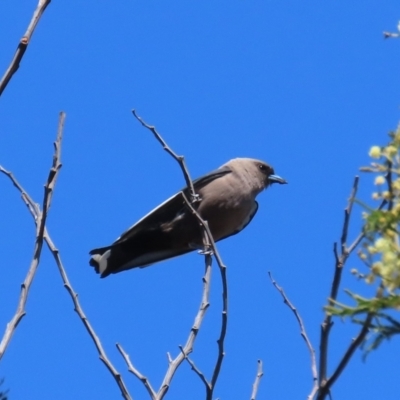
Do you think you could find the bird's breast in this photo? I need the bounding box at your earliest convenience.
[198,196,256,242]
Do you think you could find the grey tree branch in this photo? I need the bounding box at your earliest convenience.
[179,346,211,391]
[46,231,132,400]
[268,272,318,399]
[129,111,228,399]
[132,109,198,202]
[117,253,212,400]
[0,0,51,97]
[0,113,132,400]
[180,191,229,399]
[116,344,156,400]
[250,360,263,400]
[0,112,63,360]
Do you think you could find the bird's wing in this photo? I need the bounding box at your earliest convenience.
[114,165,233,244]
[218,201,259,241]
[190,165,232,191]
[114,191,186,243]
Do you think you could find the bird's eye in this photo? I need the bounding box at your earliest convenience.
[258,164,266,171]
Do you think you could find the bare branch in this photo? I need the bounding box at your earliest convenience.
[0,113,132,400]
[317,174,389,399]
[117,246,212,400]
[179,192,229,398]
[117,343,156,400]
[179,346,211,392]
[47,232,132,400]
[157,255,212,399]
[319,176,359,384]
[132,109,198,202]
[383,31,400,39]
[131,111,229,398]
[317,314,373,400]
[319,176,387,391]
[386,160,393,211]
[209,251,228,397]
[340,176,358,254]
[318,284,383,400]
[250,360,263,400]
[0,112,64,360]
[0,0,51,96]
[268,272,318,399]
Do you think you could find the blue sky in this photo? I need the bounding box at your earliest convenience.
[1,1,400,399]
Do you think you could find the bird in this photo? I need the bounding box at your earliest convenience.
[89,158,287,278]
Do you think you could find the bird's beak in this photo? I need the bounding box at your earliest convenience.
[268,174,287,185]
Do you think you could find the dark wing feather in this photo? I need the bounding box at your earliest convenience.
[114,165,232,245]
[114,191,186,244]
[190,165,232,192]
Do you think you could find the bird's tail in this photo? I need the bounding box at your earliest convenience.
[89,246,112,277]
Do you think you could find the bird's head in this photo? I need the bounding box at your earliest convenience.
[252,160,287,189]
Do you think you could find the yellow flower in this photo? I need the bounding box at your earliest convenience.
[393,180,400,191]
[375,238,389,251]
[367,245,377,254]
[359,252,367,260]
[374,176,385,185]
[386,145,397,156]
[372,192,380,200]
[383,251,396,264]
[372,262,382,274]
[369,146,381,159]
[366,274,375,284]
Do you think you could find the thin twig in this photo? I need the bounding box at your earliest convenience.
[0,113,132,400]
[268,272,318,399]
[47,231,132,400]
[386,160,393,211]
[18,201,132,400]
[0,0,51,96]
[117,344,156,400]
[132,109,198,202]
[209,252,228,399]
[317,314,373,399]
[157,254,213,399]
[250,360,263,400]
[0,112,63,360]
[179,346,211,391]
[117,247,212,400]
[319,283,383,400]
[383,31,400,39]
[340,177,358,255]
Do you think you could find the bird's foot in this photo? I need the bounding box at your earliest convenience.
[191,193,202,203]
[198,247,214,256]
[188,242,213,255]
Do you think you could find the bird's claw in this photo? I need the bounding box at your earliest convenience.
[198,247,213,256]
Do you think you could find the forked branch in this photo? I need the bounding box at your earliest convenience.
[0,113,132,400]
[269,272,318,399]
[0,0,51,96]
[123,111,229,399]
[0,112,64,360]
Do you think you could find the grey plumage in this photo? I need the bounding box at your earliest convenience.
[89,158,286,278]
